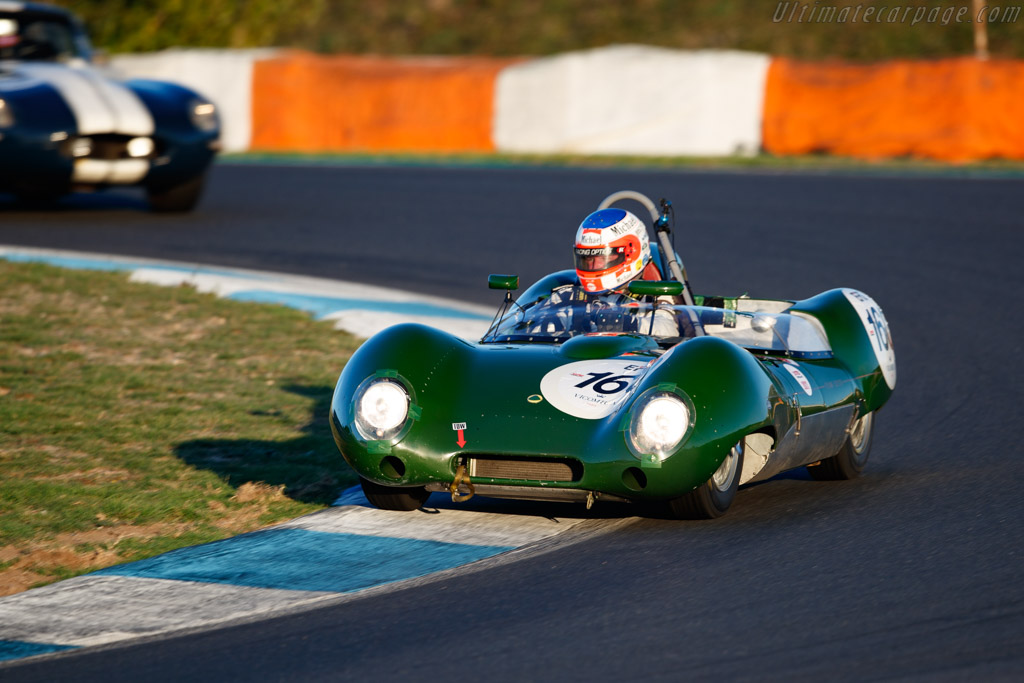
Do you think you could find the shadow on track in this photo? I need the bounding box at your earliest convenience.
[174,383,353,506]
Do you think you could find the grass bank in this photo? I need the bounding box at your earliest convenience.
[0,261,360,597]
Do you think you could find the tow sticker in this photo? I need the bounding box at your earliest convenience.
[540,359,648,420]
[842,289,897,389]
[782,360,814,396]
[452,422,467,448]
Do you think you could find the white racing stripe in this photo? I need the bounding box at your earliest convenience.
[13,62,153,136]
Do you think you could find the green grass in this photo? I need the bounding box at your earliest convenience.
[0,261,361,595]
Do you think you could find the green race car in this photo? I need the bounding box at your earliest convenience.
[329,193,895,519]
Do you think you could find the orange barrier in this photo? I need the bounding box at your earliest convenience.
[251,52,520,153]
[762,57,1024,162]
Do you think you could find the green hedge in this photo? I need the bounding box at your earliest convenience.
[54,0,1024,60]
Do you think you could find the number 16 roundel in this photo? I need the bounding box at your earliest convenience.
[540,359,648,419]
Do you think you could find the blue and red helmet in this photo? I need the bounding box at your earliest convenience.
[574,208,651,293]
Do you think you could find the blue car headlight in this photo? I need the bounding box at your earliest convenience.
[0,98,13,128]
[188,98,218,133]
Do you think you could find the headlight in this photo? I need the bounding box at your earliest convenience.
[70,137,93,157]
[126,136,154,158]
[189,98,218,132]
[353,378,410,441]
[628,390,693,460]
[0,99,13,128]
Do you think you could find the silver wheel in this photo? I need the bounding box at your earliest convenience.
[849,412,873,455]
[808,411,875,481]
[667,440,744,519]
[712,442,742,491]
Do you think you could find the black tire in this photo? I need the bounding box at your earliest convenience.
[14,187,66,207]
[147,173,206,212]
[808,412,874,481]
[667,441,743,520]
[359,476,430,511]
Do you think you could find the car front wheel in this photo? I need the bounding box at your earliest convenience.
[808,411,874,481]
[359,476,430,511]
[667,441,744,520]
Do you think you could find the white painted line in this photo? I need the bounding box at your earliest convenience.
[0,575,336,648]
[0,245,495,340]
[277,503,588,548]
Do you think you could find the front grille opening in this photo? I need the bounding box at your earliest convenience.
[468,456,582,483]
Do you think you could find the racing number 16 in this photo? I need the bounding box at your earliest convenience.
[865,307,890,352]
[574,372,636,395]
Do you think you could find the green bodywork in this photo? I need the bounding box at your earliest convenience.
[330,279,894,504]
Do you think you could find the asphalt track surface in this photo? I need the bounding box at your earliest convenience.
[2,163,1022,681]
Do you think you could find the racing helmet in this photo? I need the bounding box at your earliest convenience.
[574,208,651,293]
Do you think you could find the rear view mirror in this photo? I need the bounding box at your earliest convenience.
[628,280,683,297]
[488,274,519,290]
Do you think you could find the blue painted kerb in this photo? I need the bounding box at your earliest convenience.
[0,640,78,662]
[93,528,513,594]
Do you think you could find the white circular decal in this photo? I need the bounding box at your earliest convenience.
[539,359,649,420]
[842,289,896,389]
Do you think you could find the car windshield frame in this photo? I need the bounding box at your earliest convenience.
[481,288,833,359]
[0,11,90,63]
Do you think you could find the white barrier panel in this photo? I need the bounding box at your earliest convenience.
[494,45,770,157]
[109,49,278,153]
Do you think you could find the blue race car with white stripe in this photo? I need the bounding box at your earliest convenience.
[0,2,220,211]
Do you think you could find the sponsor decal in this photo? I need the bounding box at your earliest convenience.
[540,359,648,419]
[842,289,897,389]
[781,360,814,396]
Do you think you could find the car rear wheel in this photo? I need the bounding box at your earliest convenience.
[359,476,430,511]
[807,411,874,481]
[147,173,206,212]
[667,441,743,520]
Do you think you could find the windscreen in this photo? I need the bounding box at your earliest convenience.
[483,289,832,357]
[0,13,86,62]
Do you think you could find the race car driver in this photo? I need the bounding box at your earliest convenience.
[556,207,681,337]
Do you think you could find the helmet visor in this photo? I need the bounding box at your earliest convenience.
[575,246,627,274]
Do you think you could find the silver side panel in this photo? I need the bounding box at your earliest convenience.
[749,404,855,483]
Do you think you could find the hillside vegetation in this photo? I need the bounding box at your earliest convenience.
[56,0,1024,60]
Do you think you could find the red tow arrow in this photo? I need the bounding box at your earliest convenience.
[453,422,467,448]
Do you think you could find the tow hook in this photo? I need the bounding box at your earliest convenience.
[449,461,475,502]
[586,491,596,510]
